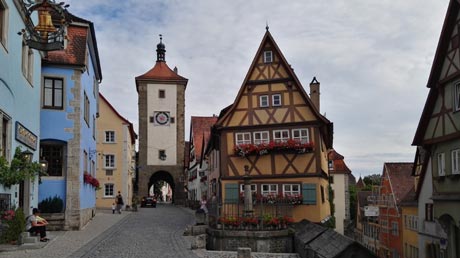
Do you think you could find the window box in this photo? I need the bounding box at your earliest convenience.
[234,139,314,157]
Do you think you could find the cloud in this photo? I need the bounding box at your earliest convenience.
[64,0,448,176]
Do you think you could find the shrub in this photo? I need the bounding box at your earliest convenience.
[0,208,25,244]
[38,195,64,213]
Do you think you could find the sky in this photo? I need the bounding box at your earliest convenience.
[65,0,449,177]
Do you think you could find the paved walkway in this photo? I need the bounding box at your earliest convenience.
[0,209,129,258]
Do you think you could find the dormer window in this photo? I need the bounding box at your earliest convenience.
[264,51,272,63]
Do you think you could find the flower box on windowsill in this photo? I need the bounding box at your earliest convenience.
[234,139,314,157]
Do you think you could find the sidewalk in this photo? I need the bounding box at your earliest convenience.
[0,209,130,258]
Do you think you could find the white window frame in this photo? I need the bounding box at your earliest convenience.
[292,128,309,143]
[260,95,269,107]
[235,132,251,145]
[437,153,445,176]
[240,184,257,193]
[104,183,114,197]
[272,94,282,106]
[455,82,460,112]
[0,0,9,49]
[105,131,115,143]
[283,184,300,195]
[261,184,278,196]
[452,149,460,175]
[273,129,289,143]
[264,51,273,63]
[253,131,269,144]
[104,154,115,169]
[84,92,90,126]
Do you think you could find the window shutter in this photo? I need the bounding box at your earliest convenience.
[224,183,239,204]
[302,183,317,205]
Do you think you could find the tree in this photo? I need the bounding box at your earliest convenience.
[363,174,381,189]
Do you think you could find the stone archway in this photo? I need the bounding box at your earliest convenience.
[148,171,175,203]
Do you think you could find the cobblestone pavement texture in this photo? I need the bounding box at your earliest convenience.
[0,204,299,258]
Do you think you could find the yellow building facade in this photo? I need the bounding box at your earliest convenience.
[95,94,137,209]
[213,29,333,223]
[402,205,419,258]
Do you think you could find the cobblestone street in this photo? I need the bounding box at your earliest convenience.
[0,205,199,258]
[69,204,198,258]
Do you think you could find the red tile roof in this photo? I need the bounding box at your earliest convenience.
[44,25,88,66]
[383,162,414,205]
[328,149,351,174]
[190,116,218,161]
[356,177,366,189]
[135,62,188,82]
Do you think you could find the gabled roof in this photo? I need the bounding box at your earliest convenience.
[356,177,366,189]
[44,11,102,81]
[214,29,333,147]
[400,186,417,207]
[413,0,459,145]
[383,162,414,205]
[99,94,137,144]
[328,149,351,174]
[190,116,218,162]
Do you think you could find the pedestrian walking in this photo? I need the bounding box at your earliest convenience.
[116,191,124,214]
[112,202,116,214]
[200,195,208,214]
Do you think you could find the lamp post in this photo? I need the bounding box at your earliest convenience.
[243,165,253,217]
[39,159,48,173]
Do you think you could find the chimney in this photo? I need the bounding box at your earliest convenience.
[309,77,320,112]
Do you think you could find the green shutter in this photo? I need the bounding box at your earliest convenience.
[224,183,239,204]
[302,183,317,205]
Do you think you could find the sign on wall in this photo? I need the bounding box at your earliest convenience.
[364,206,379,217]
[15,122,37,150]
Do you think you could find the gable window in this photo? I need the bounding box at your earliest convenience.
[0,0,8,48]
[253,131,269,144]
[43,77,64,109]
[260,95,269,107]
[159,89,165,99]
[283,184,300,195]
[273,130,289,143]
[261,184,278,196]
[437,153,445,176]
[84,92,90,126]
[40,142,65,177]
[264,51,273,63]
[292,128,309,143]
[104,183,114,197]
[452,149,459,175]
[105,131,115,143]
[272,94,282,106]
[22,42,34,82]
[455,83,460,112]
[105,154,115,168]
[235,132,251,145]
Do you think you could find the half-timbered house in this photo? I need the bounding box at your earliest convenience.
[212,29,333,223]
[412,1,460,257]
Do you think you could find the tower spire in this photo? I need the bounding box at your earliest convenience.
[156,34,166,62]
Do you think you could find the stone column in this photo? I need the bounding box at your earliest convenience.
[243,165,253,216]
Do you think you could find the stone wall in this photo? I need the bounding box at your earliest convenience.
[207,228,294,253]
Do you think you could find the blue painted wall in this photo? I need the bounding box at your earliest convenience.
[0,1,41,213]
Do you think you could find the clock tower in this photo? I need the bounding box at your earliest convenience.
[135,36,188,204]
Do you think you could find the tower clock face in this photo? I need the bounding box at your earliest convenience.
[154,111,170,125]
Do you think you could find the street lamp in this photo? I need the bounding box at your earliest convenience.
[39,159,48,173]
[22,149,33,163]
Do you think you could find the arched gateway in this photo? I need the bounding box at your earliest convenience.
[135,36,188,205]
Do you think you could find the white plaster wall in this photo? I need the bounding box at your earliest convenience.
[146,83,177,165]
[332,174,346,235]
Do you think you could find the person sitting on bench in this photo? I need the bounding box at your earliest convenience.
[26,208,49,242]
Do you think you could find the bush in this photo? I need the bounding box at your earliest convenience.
[0,208,25,244]
[38,195,64,213]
